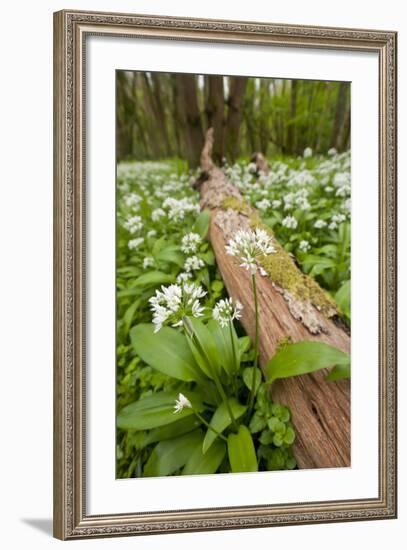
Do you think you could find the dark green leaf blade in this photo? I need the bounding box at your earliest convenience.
[203,398,247,453]
[130,323,202,382]
[182,439,226,475]
[143,430,203,477]
[266,341,350,384]
[227,425,258,473]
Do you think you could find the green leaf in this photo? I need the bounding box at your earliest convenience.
[184,317,221,379]
[142,415,201,447]
[207,319,237,376]
[326,362,351,381]
[238,336,251,356]
[203,398,247,453]
[227,425,258,473]
[192,209,211,239]
[155,248,185,268]
[335,280,350,320]
[117,391,202,431]
[200,250,215,266]
[249,412,267,433]
[266,341,350,384]
[122,299,140,334]
[130,324,202,382]
[242,367,262,394]
[132,271,174,288]
[143,430,203,477]
[182,439,226,475]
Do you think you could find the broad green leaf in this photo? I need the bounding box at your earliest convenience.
[155,248,185,268]
[142,415,201,448]
[122,299,140,334]
[143,430,203,477]
[200,250,215,266]
[132,271,174,288]
[117,391,203,431]
[227,425,258,473]
[184,317,221,379]
[130,324,202,382]
[207,319,237,376]
[242,367,262,394]
[238,336,251,356]
[182,438,226,475]
[203,398,247,453]
[326,362,351,381]
[335,280,351,320]
[266,341,350,384]
[192,209,211,239]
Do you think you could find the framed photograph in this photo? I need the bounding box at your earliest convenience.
[53,9,397,540]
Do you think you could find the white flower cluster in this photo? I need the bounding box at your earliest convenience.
[151,208,165,222]
[328,213,347,230]
[124,215,143,234]
[181,232,202,254]
[298,240,311,253]
[255,198,271,211]
[314,219,327,229]
[212,297,243,328]
[303,147,313,158]
[283,188,310,211]
[149,283,206,332]
[124,192,142,210]
[226,228,275,275]
[143,256,154,269]
[282,215,298,229]
[333,172,351,197]
[128,237,144,250]
[184,255,205,273]
[162,197,200,222]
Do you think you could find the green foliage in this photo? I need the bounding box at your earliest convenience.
[227,426,258,473]
[183,439,226,476]
[203,399,247,453]
[266,341,350,384]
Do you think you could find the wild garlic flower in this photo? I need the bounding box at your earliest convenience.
[162,197,200,222]
[272,199,282,209]
[299,240,311,253]
[213,298,243,328]
[184,255,205,273]
[147,229,157,238]
[174,393,192,414]
[282,215,298,229]
[255,198,271,211]
[303,147,313,158]
[128,237,144,250]
[314,219,328,229]
[124,215,143,234]
[176,272,192,284]
[124,193,142,210]
[328,147,338,156]
[149,283,206,332]
[181,232,202,254]
[151,208,166,222]
[225,228,275,275]
[143,256,154,269]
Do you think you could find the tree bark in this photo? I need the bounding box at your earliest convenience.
[331,82,348,150]
[199,128,351,470]
[205,75,225,163]
[174,74,204,168]
[286,79,298,154]
[224,77,248,162]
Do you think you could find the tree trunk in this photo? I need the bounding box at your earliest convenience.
[286,79,298,154]
[150,73,172,156]
[331,82,348,150]
[205,75,225,163]
[224,77,248,163]
[174,74,204,168]
[199,128,351,470]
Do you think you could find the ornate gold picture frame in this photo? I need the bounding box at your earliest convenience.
[53,9,397,540]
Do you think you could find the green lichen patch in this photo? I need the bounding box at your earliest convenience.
[221,196,252,216]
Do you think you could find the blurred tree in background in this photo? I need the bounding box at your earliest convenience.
[117,71,350,166]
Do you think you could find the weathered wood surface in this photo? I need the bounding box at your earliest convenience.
[199,128,351,469]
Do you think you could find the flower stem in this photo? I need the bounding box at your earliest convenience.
[248,273,260,413]
[192,408,228,442]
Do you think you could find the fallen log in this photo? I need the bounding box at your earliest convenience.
[199,128,351,469]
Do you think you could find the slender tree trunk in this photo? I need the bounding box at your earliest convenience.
[174,74,204,167]
[205,75,225,163]
[243,79,259,154]
[331,82,348,150]
[286,79,298,154]
[336,87,351,151]
[224,77,248,163]
[150,73,172,156]
[259,80,270,155]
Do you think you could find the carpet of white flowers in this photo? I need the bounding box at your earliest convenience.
[116,151,351,478]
